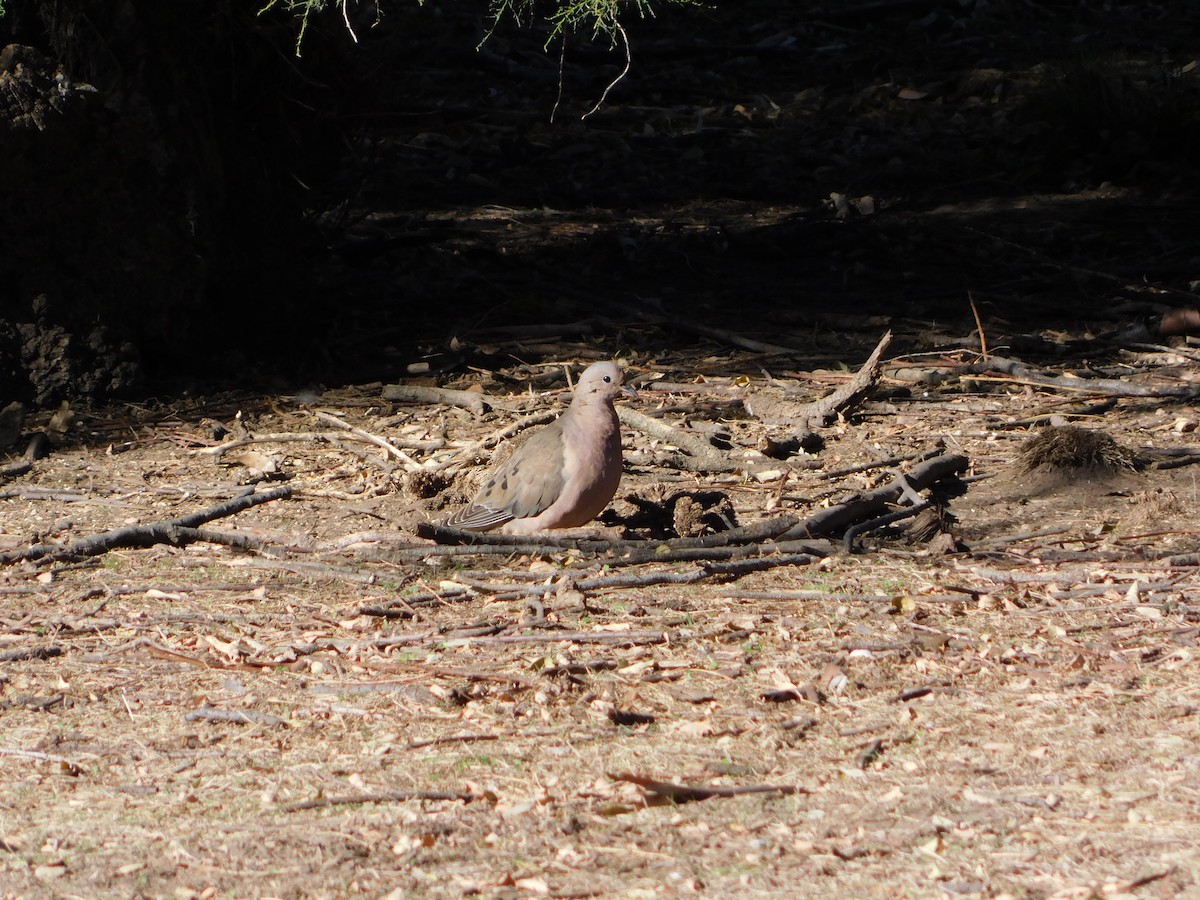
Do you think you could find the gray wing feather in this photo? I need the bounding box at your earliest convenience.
[444,423,566,531]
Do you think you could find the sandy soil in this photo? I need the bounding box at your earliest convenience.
[4,0,1200,897]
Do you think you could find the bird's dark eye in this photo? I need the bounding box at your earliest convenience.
[603,375,612,383]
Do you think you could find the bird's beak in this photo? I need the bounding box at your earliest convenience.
[620,384,639,401]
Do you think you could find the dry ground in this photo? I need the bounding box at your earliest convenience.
[5,0,1200,897]
[2,344,1200,898]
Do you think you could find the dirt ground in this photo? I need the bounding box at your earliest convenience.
[4,1,1200,898]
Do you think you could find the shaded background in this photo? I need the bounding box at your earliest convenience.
[1,0,1197,401]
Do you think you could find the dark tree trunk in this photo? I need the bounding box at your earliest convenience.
[0,1,347,404]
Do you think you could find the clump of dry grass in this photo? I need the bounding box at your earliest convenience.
[1015,425,1136,478]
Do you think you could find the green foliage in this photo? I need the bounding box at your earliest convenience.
[257,0,372,54]
[489,0,704,47]
[262,0,703,55]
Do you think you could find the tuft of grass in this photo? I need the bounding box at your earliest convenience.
[263,0,705,55]
[489,0,703,48]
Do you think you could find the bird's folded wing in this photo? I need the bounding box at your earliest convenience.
[446,425,566,529]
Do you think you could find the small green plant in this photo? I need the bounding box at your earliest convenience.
[489,0,697,48]
[262,0,704,57]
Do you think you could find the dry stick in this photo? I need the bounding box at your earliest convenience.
[184,706,289,727]
[820,445,945,480]
[381,383,489,417]
[800,330,892,426]
[617,406,739,473]
[0,646,62,662]
[0,432,50,479]
[610,772,805,803]
[0,487,293,565]
[313,411,422,471]
[405,733,504,750]
[360,553,820,617]
[196,431,441,459]
[780,453,968,541]
[1138,447,1200,471]
[959,356,1199,398]
[968,291,989,358]
[416,513,802,549]
[281,789,473,812]
[1128,342,1200,364]
[0,486,89,501]
[0,747,80,768]
[448,630,666,646]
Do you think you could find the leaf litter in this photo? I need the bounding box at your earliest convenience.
[4,0,1200,896]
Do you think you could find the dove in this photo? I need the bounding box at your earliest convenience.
[445,361,633,534]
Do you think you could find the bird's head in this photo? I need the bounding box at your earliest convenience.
[575,360,637,403]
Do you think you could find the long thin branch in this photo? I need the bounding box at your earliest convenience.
[582,20,631,120]
[282,789,473,812]
[0,487,292,565]
[313,411,422,470]
[959,355,1198,398]
[611,771,804,803]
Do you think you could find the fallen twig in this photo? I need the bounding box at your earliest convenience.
[197,430,441,459]
[184,706,289,727]
[617,405,740,473]
[0,487,293,565]
[281,788,473,812]
[799,330,892,426]
[313,411,421,470]
[0,645,63,662]
[610,771,805,803]
[959,355,1199,398]
[382,382,489,417]
[781,453,968,541]
[448,629,666,646]
[0,747,81,772]
[405,733,504,750]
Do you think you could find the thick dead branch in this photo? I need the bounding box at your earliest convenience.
[800,330,892,426]
[0,431,50,479]
[617,405,740,473]
[781,453,968,541]
[382,383,489,417]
